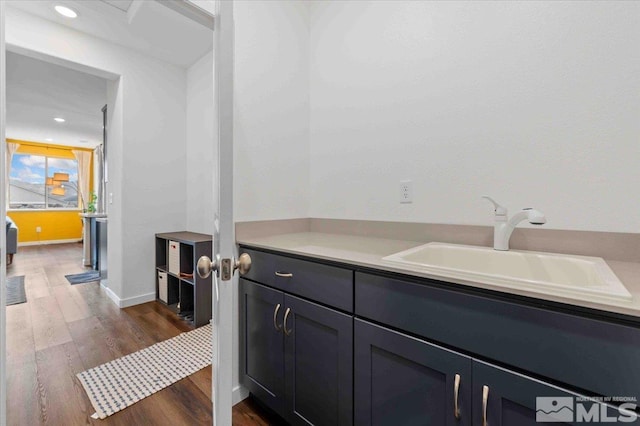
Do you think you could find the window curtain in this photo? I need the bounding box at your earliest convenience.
[72,150,91,211]
[6,142,19,209]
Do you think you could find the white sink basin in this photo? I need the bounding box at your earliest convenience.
[382,243,632,302]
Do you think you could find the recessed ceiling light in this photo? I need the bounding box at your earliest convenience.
[46,138,53,142]
[54,5,78,19]
[54,117,66,123]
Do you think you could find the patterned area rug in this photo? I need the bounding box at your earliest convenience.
[65,270,101,285]
[6,275,26,306]
[77,323,212,419]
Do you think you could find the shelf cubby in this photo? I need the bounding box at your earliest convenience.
[155,231,212,328]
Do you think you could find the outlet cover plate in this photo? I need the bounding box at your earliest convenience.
[400,180,413,204]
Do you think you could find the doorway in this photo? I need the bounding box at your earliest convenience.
[6,50,108,267]
[0,0,236,424]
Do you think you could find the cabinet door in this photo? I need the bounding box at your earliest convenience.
[354,319,472,426]
[284,294,353,426]
[241,279,285,417]
[472,360,636,426]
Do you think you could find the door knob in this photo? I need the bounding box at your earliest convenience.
[197,256,218,279]
[199,253,252,280]
[234,253,252,275]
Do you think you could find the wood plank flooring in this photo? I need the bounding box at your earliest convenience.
[6,243,281,425]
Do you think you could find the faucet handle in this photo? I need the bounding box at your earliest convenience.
[482,196,507,216]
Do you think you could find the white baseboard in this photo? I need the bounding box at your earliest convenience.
[102,288,155,308]
[18,238,82,247]
[103,286,120,307]
[232,385,249,405]
[120,292,156,308]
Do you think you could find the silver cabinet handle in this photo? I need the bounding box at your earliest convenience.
[454,374,461,420]
[283,307,292,336]
[273,303,282,332]
[275,271,293,278]
[482,385,489,426]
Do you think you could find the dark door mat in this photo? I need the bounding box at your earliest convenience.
[65,271,101,285]
[6,275,26,305]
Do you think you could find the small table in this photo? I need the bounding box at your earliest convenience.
[80,213,107,268]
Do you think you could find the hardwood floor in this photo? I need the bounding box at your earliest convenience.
[6,243,281,425]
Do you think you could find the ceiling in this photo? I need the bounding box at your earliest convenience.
[6,51,107,148]
[5,0,213,148]
[7,0,214,68]
[101,0,135,13]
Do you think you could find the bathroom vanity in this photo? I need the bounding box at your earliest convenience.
[239,232,640,425]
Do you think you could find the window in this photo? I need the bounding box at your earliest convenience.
[9,154,79,209]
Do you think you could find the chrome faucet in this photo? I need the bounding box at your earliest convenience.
[482,196,546,251]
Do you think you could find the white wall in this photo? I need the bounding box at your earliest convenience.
[105,78,124,301]
[308,1,640,233]
[6,7,188,304]
[233,0,310,222]
[232,0,311,402]
[186,51,215,234]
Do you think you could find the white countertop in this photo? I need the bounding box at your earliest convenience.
[79,213,108,218]
[238,232,640,318]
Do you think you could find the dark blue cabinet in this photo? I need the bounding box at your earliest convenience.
[355,271,640,402]
[354,319,472,426]
[241,246,640,426]
[285,294,353,426]
[472,360,634,426]
[241,278,353,425]
[241,248,354,312]
[354,319,639,426]
[241,279,286,417]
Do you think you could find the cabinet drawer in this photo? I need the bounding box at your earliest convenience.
[355,271,640,401]
[274,255,353,312]
[239,248,277,286]
[240,247,354,312]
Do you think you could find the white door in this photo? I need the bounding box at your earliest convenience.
[204,1,239,425]
[181,1,240,424]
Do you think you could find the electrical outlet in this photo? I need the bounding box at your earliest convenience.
[36,226,42,233]
[400,180,413,204]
